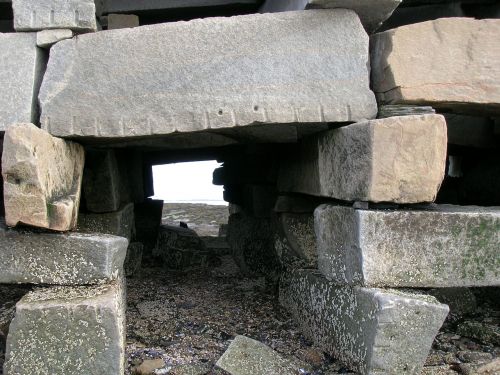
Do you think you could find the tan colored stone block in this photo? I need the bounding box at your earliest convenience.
[371,18,500,115]
[278,114,447,203]
[2,123,84,231]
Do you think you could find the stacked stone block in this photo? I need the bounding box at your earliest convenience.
[0,0,498,373]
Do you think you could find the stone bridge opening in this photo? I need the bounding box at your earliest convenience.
[0,1,499,375]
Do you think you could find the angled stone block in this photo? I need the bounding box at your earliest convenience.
[12,0,97,32]
[36,29,73,48]
[40,10,377,140]
[78,203,135,240]
[280,269,449,375]
[2,123,85,231]
[371,18,500,115]
[274,213,317,270]
[278,114,447,203]
[0,33,44,130]
[4,282,125,374]
[260,0,402,33]
[0,219,128,285]
[83,149,121,213]
[315,204,500,288]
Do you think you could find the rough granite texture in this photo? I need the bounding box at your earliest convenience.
[278,114,447,203]
[0,33,43,130]
[280,269,449,375]
[315,205,500,288]
[100,0,259,14]
[216,335,305,374]
[4,281,125,375]
[371,18,500,115]
[2,123,85,231]
[77,203,135,240]
[0,219,128,285]
[274,213,317,270]
[83,149,121,213]
[36,29,73,48]
[39,10,377,139]
[12,0,97,32]
[260,0,402,32]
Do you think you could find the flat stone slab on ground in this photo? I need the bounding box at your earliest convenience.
[40,10,376,140]
[12,0,97,32]
[216,335,306,374]
[280,269,449,375]
[278,114,447,203]
[2,123,85,231]
[371,18,500,115]
[315,204,500,287]
[0,33,43,130]
[78,202,135,240]
[0,219,128,285]
[4,282,125,375]
[260,0,402,32]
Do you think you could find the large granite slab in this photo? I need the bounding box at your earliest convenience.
[278,114,447,203]
[0,33,44,130]
[315,205,500,287]
[77,203,135,240]
[40,10,377,140]
[371,18,500,115]
[2,123,85,231]
[4,282,125,374]
[12,0,97,32]
[0,220,128,285]
[280,269,449,374]
[260,0,402,32]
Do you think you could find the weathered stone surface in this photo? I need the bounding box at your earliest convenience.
[107,13,139,29]
[278,115,447,203]
[260,0,402,32]
[78,203,135,240]
[0,286,30,354]
[0,33,43,130]
[36,28,73,48]
[40,10,377,139]
[216,335,306,375]
[100,0,259,14]
[371,18,500,115]
[274,213,317,270]
[2,123,85,231]
[315,204,500,287]
[4,282,125,374]
[0,219,128,284]
[12,0,97,32]
[153,225,209,270]
[124,242,143,277]
[280,269,449,374]
[227,212,278,278]
[83,149,121,213]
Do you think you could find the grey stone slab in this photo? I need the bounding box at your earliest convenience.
[216,335,307,375]
[0,33,44,130]
[278,114,447,203]
[107,13,139,29]
[260,0,401,33]
[4,281,125,374]
[2,123,85,231]
[83,149,121,213]
[77,203,135,240]
[280,269,449,374]
[0,219,128,285]
[40,10,377,140]
[36,28,73,48]
[315,204,500,288]
[274,213,317,270]
[12,0,97,32]
[100,0,259,14]
[371,18,500,115]
[124,242,143,277]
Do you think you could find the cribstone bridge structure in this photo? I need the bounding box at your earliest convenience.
[0,0,499,374]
